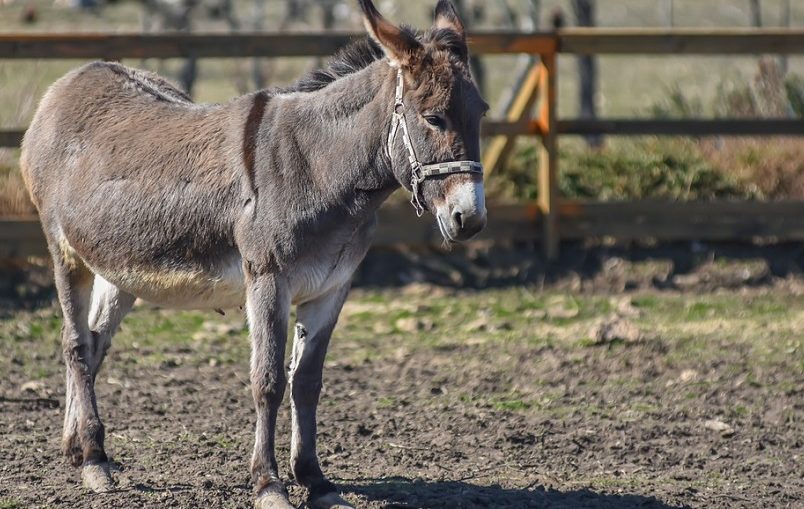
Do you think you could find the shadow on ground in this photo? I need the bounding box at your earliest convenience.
[3,241,804,308]
[343,478,687,509]
[357,240,804,290]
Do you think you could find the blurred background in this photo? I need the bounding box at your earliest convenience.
[1,0,803,218]
[1,3,803,509]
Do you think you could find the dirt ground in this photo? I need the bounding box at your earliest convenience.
[1,271,803,508]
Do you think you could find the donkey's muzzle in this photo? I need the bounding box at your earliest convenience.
[440,177,487,242]
[450,206,487,241]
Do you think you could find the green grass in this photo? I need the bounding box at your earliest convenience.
[1,288,802,422]
[4,289,800,361]
[492,398,532,412]
[376,396,396,408]
[490,136,767,202]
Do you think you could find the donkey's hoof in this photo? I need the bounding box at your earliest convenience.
[254,488,296,509]
[81,462,114,492]
[309,492,355,509]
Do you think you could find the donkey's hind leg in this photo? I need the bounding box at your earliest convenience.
[51,244,116,492]
[78,277,135,490]
[87,276,135,375]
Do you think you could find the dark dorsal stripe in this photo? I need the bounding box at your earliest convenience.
[242,91,269,197]
[97,61,192,104]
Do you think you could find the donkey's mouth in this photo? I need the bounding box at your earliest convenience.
[436,214,457,244]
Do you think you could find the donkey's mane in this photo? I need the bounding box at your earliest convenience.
[289,36,385,93]
[287,27,467,93]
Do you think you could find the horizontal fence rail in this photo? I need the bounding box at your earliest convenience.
[2,29,804,257]
[5,200,804,257]
[2,29,803,148]
[0,130,23,148]
[2,119,803,148]
[1,29,803,147]
[0,31,558,59]
[2,28,803,59]
[557,119,804,136]
[558,28,804,54]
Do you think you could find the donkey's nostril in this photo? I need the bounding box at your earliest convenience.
[452,210,464,230]
[446,207,486,241]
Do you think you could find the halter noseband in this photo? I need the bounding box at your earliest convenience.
[387,69,484,217]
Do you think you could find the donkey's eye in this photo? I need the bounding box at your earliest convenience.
[424,114,447,130]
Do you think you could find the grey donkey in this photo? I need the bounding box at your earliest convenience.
[20,0,488,507]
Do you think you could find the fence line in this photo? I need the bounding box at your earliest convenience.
[0,31,557,59]
[5,200,804,258]
[2,29,803,59]
[2,29,804,259]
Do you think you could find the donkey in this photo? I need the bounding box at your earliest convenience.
[20,1,487,507]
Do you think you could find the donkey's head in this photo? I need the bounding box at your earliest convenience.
[360,0,489,242]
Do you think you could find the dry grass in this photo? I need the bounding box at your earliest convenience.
[0,162,34,216]
[701,137,804,199]
[0,58,49,216]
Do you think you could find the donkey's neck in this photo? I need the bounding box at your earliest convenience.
[276,60,398,213]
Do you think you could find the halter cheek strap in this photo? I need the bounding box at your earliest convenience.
[387,69,484,217]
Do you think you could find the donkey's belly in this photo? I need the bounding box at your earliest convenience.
[289,251,362,305]
[90,253,246,310]
[288,218,378,305]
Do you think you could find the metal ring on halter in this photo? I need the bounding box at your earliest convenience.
[387,68,484,217]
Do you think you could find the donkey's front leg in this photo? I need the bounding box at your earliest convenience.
[245,271,294,509]
[290,285,353,509]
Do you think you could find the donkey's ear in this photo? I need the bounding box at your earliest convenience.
[433,0,465,39]
[359,0,422,68]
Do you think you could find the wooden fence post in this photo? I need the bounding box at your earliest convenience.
[481,62,541,175]
[537,50,559,260]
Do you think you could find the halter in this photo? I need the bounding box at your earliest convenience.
[387,68,484,217]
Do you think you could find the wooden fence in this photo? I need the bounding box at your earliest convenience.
[2,29,804,259]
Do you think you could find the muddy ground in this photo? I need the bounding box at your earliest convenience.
[1,255,803,508]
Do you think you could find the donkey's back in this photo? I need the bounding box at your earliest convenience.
[23,60,225,207]
[21,61,248,308]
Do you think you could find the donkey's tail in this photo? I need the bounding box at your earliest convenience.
[19,71,71,213]
[18,131,38,211]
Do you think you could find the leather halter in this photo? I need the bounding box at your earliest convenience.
[387,69,484,217]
